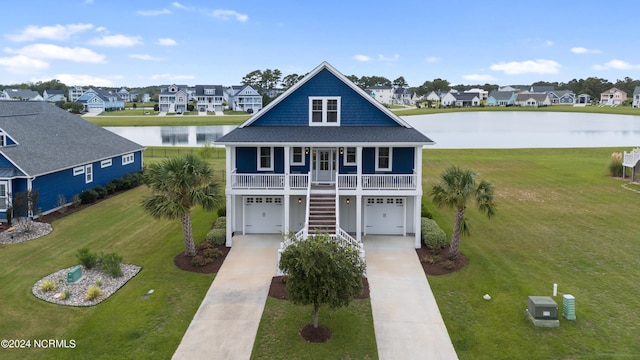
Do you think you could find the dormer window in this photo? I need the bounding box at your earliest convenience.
[205,89,214,95]
[309,97,340,126]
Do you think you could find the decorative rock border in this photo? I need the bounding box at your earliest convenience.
[32,264,141,306]
[0,221,53,245]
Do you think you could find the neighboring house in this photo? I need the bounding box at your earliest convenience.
[117,88,131,102]
[366,86,394,105]
[440,92,456,107]
[393,88,415,105]
[0,102,144,220]
[576,93,591,105]
[0,90,10,101]
[195,85,225,112]
[453,93,481,107]
[3,89,43,101]
[159,84,189,113]
[516,93,551,107]
[423,90,445,105]
[464,88,488,100]
[216,61,434,250]
[498,85,519,92]
[76,88,125,113]
[226,85,263,112]
[548,90,576,104]
[600,87,627,105]
[43,89,67,103]
[632,86,640,108]
[486,91,517,106]
[530,85,554,93]
[68,86,85,102]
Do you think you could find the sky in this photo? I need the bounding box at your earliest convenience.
[1,0,640,88]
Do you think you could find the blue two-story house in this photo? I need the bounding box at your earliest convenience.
[0,102,144,220]
[216,62,433,249]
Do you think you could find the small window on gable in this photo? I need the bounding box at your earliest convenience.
[73,166,85,176]
[101,159,112,168]
[0,134,5,147]
[122,153,134,165]
[344,147,356,166]
[309,97,340,126]
[291,147,304,166]
[257,147,273,171]
[375,147,392,171]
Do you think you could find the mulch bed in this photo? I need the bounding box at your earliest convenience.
[300,324,332,343]
[268,275,370,300]
[415,245,469,275]
[173,245,230,273]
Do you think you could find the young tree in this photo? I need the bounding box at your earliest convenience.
[141,154,222,256]
[430,166,496,259]
[279,233,366,329]
[393,76,408,88]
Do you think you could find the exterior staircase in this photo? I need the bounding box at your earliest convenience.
[307,190,336,234]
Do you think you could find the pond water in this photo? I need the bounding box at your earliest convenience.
[104,112,640,149]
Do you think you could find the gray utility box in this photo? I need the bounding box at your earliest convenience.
[527,296,558,320]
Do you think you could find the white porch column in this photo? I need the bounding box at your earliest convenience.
[356,195,362,242]
[356,147,363,191]
[284,195,290,235]
[225,194,233,247]
[284,146,290,191]
[414,146,423,248]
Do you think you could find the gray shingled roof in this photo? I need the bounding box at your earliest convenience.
[488,91,515,101]
[195,85,224,96]
[0,102,145,176]
[217,126,433,145]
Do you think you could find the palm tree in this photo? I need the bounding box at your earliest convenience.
[430,166,496,260]
[141,154,222,256]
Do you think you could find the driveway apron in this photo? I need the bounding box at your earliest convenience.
[172,235,280,360]
[364,235,459,360]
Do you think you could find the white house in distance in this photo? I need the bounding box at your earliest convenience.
[632,86,640,108]
[195,85,225,112]
[226,85,263,113]
[600,87,627,106]
[159,84,189,114]
[216,62,433,251]
[366,85,394,105]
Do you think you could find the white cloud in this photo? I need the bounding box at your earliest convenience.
[172,2,188,10]
[593,59,640,70]
[353,54,371,62]
[151,73,195,80]
[90,34,143,47]
[55,73,113,86]
[425,56,439,63]
[95,26,107,33]
[137,8,171,16]
[157,38,177,46]
[0,55,49,73]
[378,54,399,62]
[5,44,106,63]
[129,54,164,61]
[212,9,248,22]
[462,74,497,82]
[545,40,554,46]
[571,47,601,54]
[5,23,94,42]
[490,59,560,75]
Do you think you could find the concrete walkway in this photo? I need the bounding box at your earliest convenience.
[172,235,281,360]
[364,236,459,360]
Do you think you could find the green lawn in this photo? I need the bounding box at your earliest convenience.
[2,147,639,359]
[422,147,640,359]
[0,186,217,359]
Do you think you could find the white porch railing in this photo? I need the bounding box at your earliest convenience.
[231,171,417,190]
[623,148,640,167]
[289,173,309,189]
[230,171,285,189]
[362,172,416,190]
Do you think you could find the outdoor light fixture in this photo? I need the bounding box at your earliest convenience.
[345,198,350,204]
[298,198,302,204]
[339,147,344,154]
[305,147,309,154]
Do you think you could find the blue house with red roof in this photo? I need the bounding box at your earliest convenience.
[216,62,433,249]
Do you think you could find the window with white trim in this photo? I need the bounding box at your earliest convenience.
[375,147,392,171]
[73,166,85,176]
[309,97,340,125]
[257,147,273,171]
[101,159,112,168]
[344,147,356,166]
[85,164,93,184]
[122,153,134,165]
[0,181,7,210]
[291,147,304,166]
[0,134,5,147]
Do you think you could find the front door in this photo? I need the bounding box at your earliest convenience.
[313,148,336,183]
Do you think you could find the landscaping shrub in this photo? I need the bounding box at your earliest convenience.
[421,218,447,249]
[85,285,103,300]
[79,189,99,204]
[609,152,624,177]
[205,228,226,245]
[76,247,99,269]
[39,280,57,292]
[56,194,67,214]
[213,216,226,229]
[196,241,213,251]
[105,181,117,194]
[100,252,123,278]
[217,206,226,217]
[93,185,107,199]
[111,178,126,191]
[190,255,213,267]
[60,290,71,300]
[421,203,433,219]
[71,194,82,207]
[203,248,222,259]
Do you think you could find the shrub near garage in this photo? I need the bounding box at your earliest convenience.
[421,217,447,250]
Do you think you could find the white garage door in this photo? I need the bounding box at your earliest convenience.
[244,196,283,234]
[365,197,405,235]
